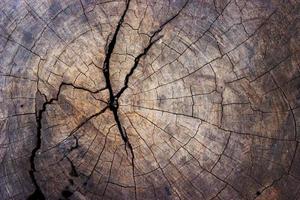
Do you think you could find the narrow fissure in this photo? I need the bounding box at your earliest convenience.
[27,0,189,198]
[27,83,97,199]
[101,0,135,161]
[27,90,62,200]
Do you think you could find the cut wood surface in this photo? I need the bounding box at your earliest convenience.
[0,0,300,199]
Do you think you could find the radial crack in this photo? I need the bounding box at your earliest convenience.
[101,0,135,161]
[101,0,189,166]
[27,84,66,200]
[27,82,106,199]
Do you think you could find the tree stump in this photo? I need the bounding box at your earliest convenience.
[0,0,300,199]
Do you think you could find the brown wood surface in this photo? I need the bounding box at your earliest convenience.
[0,0,300,199]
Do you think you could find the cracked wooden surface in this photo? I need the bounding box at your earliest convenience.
[0,0,300,199]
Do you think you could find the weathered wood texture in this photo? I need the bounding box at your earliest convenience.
[0,0,300,199]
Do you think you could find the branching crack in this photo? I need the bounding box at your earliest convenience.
[28,84,66,200]
[27,0,189,198]
[101,0,188,175]
[27,82,107,199]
